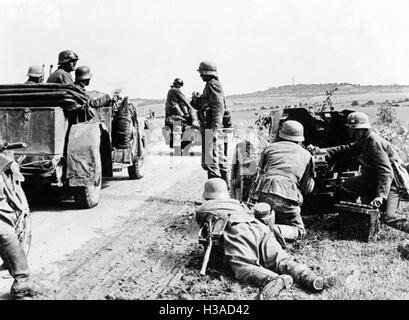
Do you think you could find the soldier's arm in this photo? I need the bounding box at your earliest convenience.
[325,142,357,159]
[176,91,193,111]
[299,156,315,195]
[87,91,112,108]
[258,148,267,172]
[368,140,394,199]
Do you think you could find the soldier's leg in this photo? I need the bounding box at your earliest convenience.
[0,221,43,297]
[258,193,305,241]
[223,222,292,298]
[201,129,222,179]
[381,183,409,230]
[259,225,334,292]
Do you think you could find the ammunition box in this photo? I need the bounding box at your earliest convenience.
[335,201,380,242]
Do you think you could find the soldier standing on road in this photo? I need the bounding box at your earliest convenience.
[24,65,44,84]
[196,178,335,299]
[250,120,315,244]
[309,112,407,226]
[47,50,79,84]
[197,61,229,186]
[165,78,199,128]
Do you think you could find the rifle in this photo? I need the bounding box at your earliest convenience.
[198,214,229,276]
[200,219,213,276]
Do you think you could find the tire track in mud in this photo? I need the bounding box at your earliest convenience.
[46,169,206,300]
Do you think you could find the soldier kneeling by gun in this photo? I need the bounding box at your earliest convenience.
[195,178,335,299]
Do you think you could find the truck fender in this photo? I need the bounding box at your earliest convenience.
[66,122,102,187]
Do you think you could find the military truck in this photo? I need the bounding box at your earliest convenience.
[230,107,358,215]
[0,84,147,209]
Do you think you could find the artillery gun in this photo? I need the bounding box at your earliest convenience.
[230,106,359,216]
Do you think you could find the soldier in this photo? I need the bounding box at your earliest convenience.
[165,78,199,128]
[74,65,112,121]
[197,61,229,185]
[309,112,407,225]
[47,50,79,84]
[25,65,43,84]
[0,177,43,297]
[196,178,335,299]
[250,120,314,244]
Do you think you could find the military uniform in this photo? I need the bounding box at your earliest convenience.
[201,77,228,184]
[74,84,112,121]
[165,86,198,126]
[326,130,401,218]
[0,155,41,297]
[196,198,325,289]
[251,141,314,241]
[47,68,74,84]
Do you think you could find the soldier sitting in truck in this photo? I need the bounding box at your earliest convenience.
[47,50,79,84]
[165,78,199,128]
[196,178,335,299]
[24,65,44,84]
[73,65,112,122]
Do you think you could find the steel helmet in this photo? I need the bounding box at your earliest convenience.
[58,50,79,64]
[26,65,43,77]
[346,112,371,129]
[75,66,92,81]
[173,78,184,86]
[197,61,218,76]
[203,178,229,200]
[279,120,305,142]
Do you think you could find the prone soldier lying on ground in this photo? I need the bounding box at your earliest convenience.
[195,178,335,299]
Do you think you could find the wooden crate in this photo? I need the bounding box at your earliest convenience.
[335,201,380,242]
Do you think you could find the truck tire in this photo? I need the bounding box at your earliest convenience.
[74,177,102,209]
[128,155,146,179]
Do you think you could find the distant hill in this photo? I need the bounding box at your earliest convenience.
[129,83,409,106]
[228,83,409,99]
[130,98,164,107]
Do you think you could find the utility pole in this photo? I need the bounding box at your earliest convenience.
[292,77,295,86]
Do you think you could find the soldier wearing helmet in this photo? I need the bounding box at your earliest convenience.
[47,50,79,84]
[250,120,315,243]
[25,65,44,84]
[197,61,229,185]
[195,178,335,299]
[165,78,199,128]
[74,65,112,121]
[311,111,407,225]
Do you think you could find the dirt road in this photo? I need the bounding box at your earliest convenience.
[0,136,209,299]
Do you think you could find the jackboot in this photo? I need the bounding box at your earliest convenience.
[259,275,293,300]
[0,236,42,298]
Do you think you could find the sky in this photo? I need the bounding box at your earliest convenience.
[1,0,409,99]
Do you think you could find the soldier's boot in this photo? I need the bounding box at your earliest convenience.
[259,275,293,300]
[278,259,336,293]
[0,237,43,298]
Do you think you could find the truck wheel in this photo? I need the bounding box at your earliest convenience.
[128,155,146,179]
[74,177,102,209]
